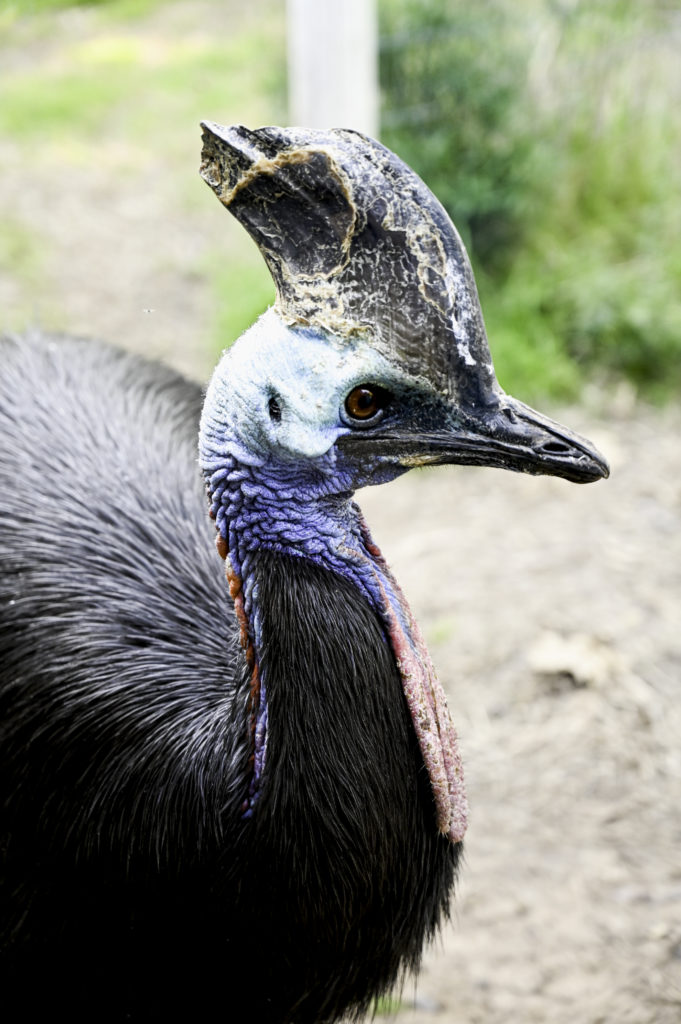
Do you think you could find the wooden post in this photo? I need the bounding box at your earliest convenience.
[287,0,379,138]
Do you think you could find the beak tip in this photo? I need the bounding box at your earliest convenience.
[548,446,610,485]
[591,454,610,482]
[571,439,609,483]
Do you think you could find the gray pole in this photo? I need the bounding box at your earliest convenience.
[287,0,379,138]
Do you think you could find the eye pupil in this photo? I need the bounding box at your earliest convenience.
[355,389,376,414]
[345,385,388,421]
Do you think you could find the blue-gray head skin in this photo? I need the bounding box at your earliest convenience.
[199,121,609,485]
[198,123,608,842]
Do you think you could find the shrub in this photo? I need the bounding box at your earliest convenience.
[380,0,681,400]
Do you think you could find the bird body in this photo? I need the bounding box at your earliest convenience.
[0,333,456,1021]
[0,126,608,1022]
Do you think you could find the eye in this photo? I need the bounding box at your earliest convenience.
[344,384,390,423]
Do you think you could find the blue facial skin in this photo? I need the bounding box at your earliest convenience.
[199,310,430,585]
[200,310,418,483]
[199,309,432,810]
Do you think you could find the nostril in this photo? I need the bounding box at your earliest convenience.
[539,440,572,456]
[268,394,282,423]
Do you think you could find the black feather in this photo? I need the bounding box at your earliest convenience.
[0,332,458,1022]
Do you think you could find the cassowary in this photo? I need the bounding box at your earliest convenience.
[0,124,608,1022]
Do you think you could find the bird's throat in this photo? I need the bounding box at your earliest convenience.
[206,455,467,843]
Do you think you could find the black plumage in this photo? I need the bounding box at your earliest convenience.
[0,333,455,1022]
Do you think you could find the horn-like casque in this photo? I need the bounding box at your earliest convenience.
[200,122,496,408]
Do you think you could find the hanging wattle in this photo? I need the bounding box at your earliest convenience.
[356,516,467,842]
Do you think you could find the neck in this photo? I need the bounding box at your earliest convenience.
[204,443,467,843]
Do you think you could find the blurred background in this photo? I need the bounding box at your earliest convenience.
[1,0,679,398]
[1,2,680,1022]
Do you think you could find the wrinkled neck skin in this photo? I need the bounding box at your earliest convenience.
[199,313,467,843]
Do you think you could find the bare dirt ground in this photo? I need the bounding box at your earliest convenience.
[359,399,681,1024]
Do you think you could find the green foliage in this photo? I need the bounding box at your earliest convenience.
[380,0,681,400]
[380,0,534,273]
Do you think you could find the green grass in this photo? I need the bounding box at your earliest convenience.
[3,0,165,18]
[0,0,286,358]
[0,14,284,147]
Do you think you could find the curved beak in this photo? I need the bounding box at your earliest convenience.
[341,392,610,485]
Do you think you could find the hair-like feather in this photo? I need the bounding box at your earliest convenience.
[0,332,457,1022]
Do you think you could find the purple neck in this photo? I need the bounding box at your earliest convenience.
[205,448,468,843]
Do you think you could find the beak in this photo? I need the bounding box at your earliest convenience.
[340,392,610,485]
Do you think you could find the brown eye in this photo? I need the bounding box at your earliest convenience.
[344,385,389,422]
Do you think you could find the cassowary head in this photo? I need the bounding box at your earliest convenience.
[199,122,608,499]
[198,124,608,844]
